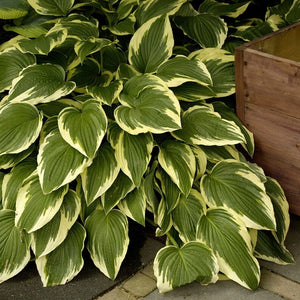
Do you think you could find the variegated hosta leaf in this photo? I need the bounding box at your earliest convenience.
[254,230,295,265]
[37,129,90,194]
[59,18,99,42]
[74,38,113,62]
[201,145,240,163]
[158,140,195,196]
[16,27,67,55]
[108,14,136,36]
[0,0,29,19]
[192,146,207,180]
[0,48,35,92]
[0,144,35,169]
[115,75,181,135]
[32,190,81,257]
[135,0,187,25]
[117,0,138,20]
[173,105,245,146]
[286,0,300,24]
[6,64,76,105]
[87,80,123,106]
[265,177,290,244]
[15,173,68,233]
[58,99,107,158]
[118,186,147,226]
[199,0,251,18]
[175,13,227,48]
[128,15,174,73]
[156,198,173,237]
[189,48,235,98]
[85,209,129,280]
[114,130,153,186]
[0,172,4,204]
[197,207,260,290]
[116,63,140,81]
[36,222,86,287]
[0,210,31,283]
[157,55,212,87]
[156,168,181,213]
[2,158,37,210]
[81,143,120,206]
[0,103,43,155]
[200,160,276,230]
[154,241,219,293]
[39,116,59,145]
[28,0,74,16]
[172,190,206,243]
[101,172,135,214]
[213,101,254,157]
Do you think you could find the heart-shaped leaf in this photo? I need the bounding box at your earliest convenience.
[58,99,107,158]
[85,209,129,280]
[28,0,75,16]
[115,75,181,134]
[0,103,43,155]
[200,160,276,230]
[154,241,218,293]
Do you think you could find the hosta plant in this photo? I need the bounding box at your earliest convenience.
[0,0,297,293]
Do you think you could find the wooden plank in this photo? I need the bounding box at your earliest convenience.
[243,49,300,118]
[244,103,300,167]
[253,147,300,216]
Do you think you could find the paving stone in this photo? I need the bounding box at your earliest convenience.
[97,287,136,300]
[260,269,300,300]
[144,280,284,300]
[141,262,156,280]
[139,238,164,266]
[259,214,300,283]
[123,272,157,297]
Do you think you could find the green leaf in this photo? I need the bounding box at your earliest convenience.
[0,103,43,155]
[213,101,254,157]
[200,160,276,230]
[157,55,212,87]
[28,0,74,16]
[128,15,174,73]
[158,140,195,196]
[85,209,129,280]
[172,190,206,243]
[15,173,68,233]
[37,129,90,194]
[0,144,35,169]
[200,145,239,163]
[265,177,290,244]
[2,158,37,210]
[16,27,67,55]
[114,130,153,186]
[0,210,31,283]
[108,14,136,36]
[254,230,295,265]
[74,38,113,63]
[154,241,218,293]
[58,99,107,158]
[156,168,181,213]
[115,75,181,134]
[197,207,260,290]
[0,0,29,19]
[156,198,173,237]
[0,48,35,92]
[6,64,76,105]
[199,0,251,18]
[118,186,146,226]
[286,0,300,24]
[189,48,235,98]
[81,143,120,206]
[87,80,123,106]
[175,14,227,48]
[36,222,85,286]
[135,0,187,25]
[192,146,207,180]
[101,172,135,213]
[116,63,140,81]
[32,190,81,257]
[172,105,245,146]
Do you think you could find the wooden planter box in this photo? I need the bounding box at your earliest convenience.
[235,21,300,215]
